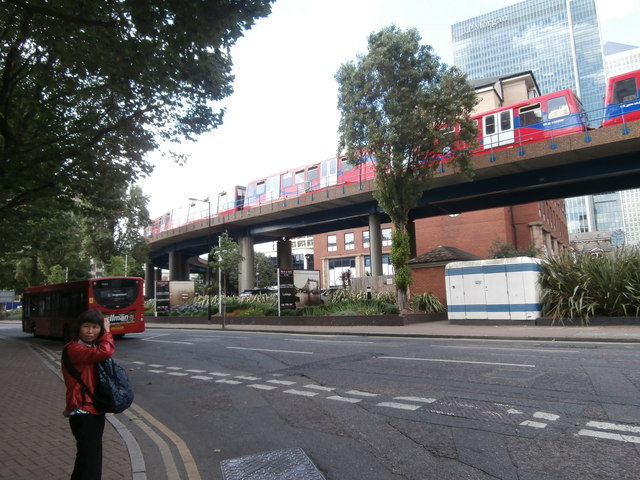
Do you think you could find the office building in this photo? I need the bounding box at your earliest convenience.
[452,0,605,121]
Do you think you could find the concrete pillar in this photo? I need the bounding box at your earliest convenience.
[238,236,255,292]
[277,239,293,269]
[144,263,155,299]
[369,214,383,277]
[168,250,182,281]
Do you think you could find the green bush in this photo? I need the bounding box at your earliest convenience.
[539,249,640,325]
[410,293,446,313]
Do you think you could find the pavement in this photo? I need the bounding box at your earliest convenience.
[2,318,640,480]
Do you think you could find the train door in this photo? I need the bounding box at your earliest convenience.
[321,157,338,187]
[482,109,514,149]
[265,174,280,201]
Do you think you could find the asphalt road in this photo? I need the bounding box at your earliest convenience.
[14,325,640,479]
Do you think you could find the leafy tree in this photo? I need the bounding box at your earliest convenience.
[81,185,150,265]
[103,255,144,278]
[0,0,273,260]
[47,265,67,285]
[336,26,478,311]
[255,252,276,288]
[209,231,244,294]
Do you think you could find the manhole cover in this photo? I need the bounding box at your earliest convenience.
[221,447,325,480]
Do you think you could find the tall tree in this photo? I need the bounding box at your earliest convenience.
[336,26,478,311]
[0,0,273,259]
[209,231,244,295]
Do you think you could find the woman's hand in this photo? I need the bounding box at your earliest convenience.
[104,318,111,333]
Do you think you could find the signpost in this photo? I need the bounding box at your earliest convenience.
[277,269,296,315]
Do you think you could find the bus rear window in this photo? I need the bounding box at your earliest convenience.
[92,279,140,309]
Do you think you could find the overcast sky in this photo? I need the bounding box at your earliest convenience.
[140,0,640,220]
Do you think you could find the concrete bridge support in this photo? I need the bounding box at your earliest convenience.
[168,250,190,281]
[369,214,383,277]
[238,236,255,292]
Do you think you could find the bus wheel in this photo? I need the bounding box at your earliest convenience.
[31,323,40,338]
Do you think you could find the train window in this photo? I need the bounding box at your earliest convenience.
[612,77,638,104]
[520,103,542,127]
[500,111,512,130]
[256,181,265,195]
[341,158,353,172]
[295,170,305,184]
[282,172,293,189]
[547,96,570,119]
[308,166,319,181]
[484,114,496,135]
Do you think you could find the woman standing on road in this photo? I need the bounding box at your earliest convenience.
[61,310,114,480]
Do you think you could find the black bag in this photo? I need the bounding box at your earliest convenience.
[63,348,134,414]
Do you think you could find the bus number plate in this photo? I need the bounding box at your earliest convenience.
[106,313,133,324]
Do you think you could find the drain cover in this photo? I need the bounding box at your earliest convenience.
[221,447,325,480]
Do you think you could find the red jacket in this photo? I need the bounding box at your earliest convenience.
[62,332,115,415]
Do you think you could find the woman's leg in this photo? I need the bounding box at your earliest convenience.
[69,413,106,480]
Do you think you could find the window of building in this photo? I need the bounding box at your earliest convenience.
[293,254,305,270]
[327,235,337,252]
[520,103,542,127]
[382,228,392,246]
[345,232,355,250]
[328,257,356,287]
[362,230,370,249]
[364,254,394,276]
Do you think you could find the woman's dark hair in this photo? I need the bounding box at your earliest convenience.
[71,310,105,340]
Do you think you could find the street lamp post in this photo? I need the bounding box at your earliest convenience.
[189,197,212,324]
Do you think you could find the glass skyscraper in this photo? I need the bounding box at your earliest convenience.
[452,0,605,121]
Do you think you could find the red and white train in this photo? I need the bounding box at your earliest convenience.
[146,69,640,235]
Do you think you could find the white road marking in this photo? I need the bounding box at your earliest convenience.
[247,384,278,391]
[216,379,242,385]
[227,346,313,355]
[578,429,640,444]
[432,345,578,353]
[131,361,146,365]
[235,375,260,381]
[142,335,193,345]
[327,395,362,403]
[148,370,165,374]
[586,421,640,434]
[284,389,319,397]
[304,384,336,392]
[166,366,183,370]
[379,356,535,368]
[377,402,422,411]
[167,372,188,377]
[520,420,548,428]
[393,396,436,404]
[149,364,164,368]
[345,389,379,397]
[286,339,376,344]
[267,379,296,386]
[508,408,524,415]
[186,369,206,373]
[191,376,213,381]
[534,412,560,421]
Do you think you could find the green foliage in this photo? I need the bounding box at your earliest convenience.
[539,250,640,325]
[335,26,477,307]
[0,0,272,276]
[103,255,145,278]
[488,238,542,259]
[47,265,68,285]
[255,252,276,288]
[410,293,447,313]
[390,228,412,292]
[210,231,245,293]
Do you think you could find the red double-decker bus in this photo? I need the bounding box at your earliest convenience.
[22,277,145,339]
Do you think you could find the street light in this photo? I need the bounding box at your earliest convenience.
[188,197,212,324]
